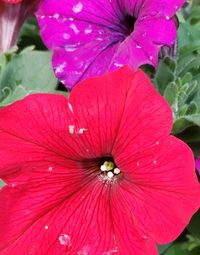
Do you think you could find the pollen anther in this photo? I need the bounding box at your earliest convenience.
[100,161,121,178]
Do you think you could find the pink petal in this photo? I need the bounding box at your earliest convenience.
[36,0,184,88]
[141,0,185,18]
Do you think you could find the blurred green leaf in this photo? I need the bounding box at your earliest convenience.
[0,49,58,104]
[158,243,172,254]
[188,210,200,241]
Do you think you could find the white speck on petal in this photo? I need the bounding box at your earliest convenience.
[68,102,74,113]
[48,166,53,171]
[78,128,87,134]
[155,141,160,145]
[149,55,153,60]
[166,15,170,20]
[72,2,83,13]
[58,234,72,247]
[136,44,142,49]
[137,162,140,166]
[53,13,60,19]
[70,23,80,34]
[44,225,49,230]
[69,125,75,134]
[114,63,123,67]
[55,62,66,74]
[84,27,92,34]
[64,44,77,52]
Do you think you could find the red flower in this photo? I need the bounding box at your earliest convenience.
[0,67,199,255]
[0,0,39,53]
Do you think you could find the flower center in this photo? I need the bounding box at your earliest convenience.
[100,158,121,179]
[122,14,137,36]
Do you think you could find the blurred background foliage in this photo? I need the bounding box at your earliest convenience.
[0,0,200,254]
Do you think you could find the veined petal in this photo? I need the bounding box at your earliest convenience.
[115,136,200,244]
[0,166,158,255]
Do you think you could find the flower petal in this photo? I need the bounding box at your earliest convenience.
[36,0,183,88]
[0,94,97,182]
[141,0,185,18]
[0,169,158,254]
[135,17,177,47]
[115,136,200,244]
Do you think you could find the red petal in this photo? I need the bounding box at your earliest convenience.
[115,136,200,244]
[69,67,172,157]
[0,174,158,254]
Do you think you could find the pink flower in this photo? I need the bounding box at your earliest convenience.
[196,157,200,175]
[0,67,199,255]
[0,0,39,53]
[36,0,185,89]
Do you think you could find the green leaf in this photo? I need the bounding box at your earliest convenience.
[0,86,29,107]
[163,243,190,255]
[173,114,200,134]
[164,83,178,107]
[186,102,198,115]
[153,59,175,95]
[0,50,58,103]
[179,41,200,58]
[188,210,200,241]
[158,243,172,254]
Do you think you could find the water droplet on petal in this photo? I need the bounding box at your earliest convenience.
[70,23,80,34]
[48,166,53,171]
[58,234,72,247]
[72,2,83,13]
[53,13,60,19]
[114,62,123,67]
[64,44,77,52]
[84,28,92,34]
[149,55,153,61]
[136,44,142,49]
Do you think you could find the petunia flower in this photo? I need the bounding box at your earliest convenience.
[0,67,199,255]
[36,0,185,89]
[0,0,39,54]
